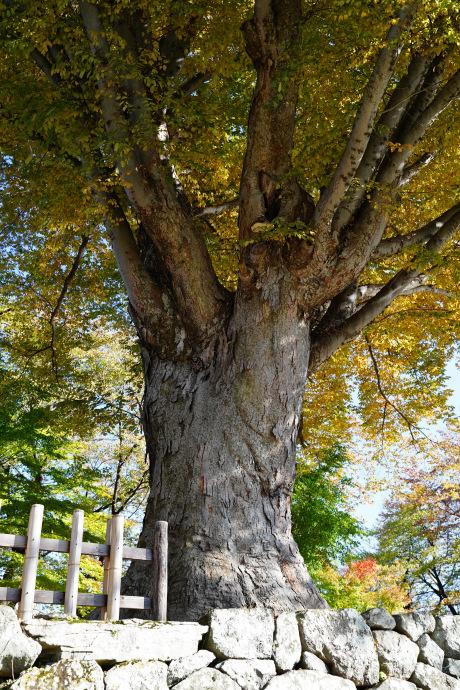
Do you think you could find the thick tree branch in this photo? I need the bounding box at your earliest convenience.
[389,67,460,172]
[309,207,460,372]
[313,4,416,236]
[92,188,168,328]
[357,281,451,300]
[332,52,432,232]
[79,1,230,343]
[239,0,309,241]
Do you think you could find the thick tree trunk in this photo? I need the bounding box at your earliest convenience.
[123,261,328,621]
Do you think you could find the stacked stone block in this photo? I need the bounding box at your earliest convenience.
[1,606,459,688]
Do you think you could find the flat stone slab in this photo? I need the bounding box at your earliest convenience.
[273,612,301,672]
[216,659,276,690]
[173,667,241,688]
[204,608,274,659]
[22,619,207,664]
[432,617,460,659]
[104,660,168,689]
[264,669,356,688]
[0,606,41,678]
[373,630,419,679]
[411,662,460,690]
[11,660,104,690]
[297,609,379,686]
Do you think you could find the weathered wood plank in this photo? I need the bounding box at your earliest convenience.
[100,518,111,621]
[18,504,43,622]
[64,510,84,617]
[0,588,151,609]
[152,521,168,622]
[0,534,153,561]
[107,514,123,620]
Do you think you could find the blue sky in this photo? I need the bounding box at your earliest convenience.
[358,357,460,531]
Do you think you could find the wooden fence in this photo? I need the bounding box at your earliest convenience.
[0,504,168,623]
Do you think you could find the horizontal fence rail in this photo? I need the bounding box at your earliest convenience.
[0,504,168,623]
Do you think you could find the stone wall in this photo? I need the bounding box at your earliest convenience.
[1,605,460,688]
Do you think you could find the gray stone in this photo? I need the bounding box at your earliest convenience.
[216,659,276,690]
[204,608,274,660]
[173,667,241,689]
[273,612,301,672]
[377,681,417,689]
[264,669,356,689]
[104,660,168,689]
[444,659,460,679]
[417,632,444,670]
[394,612,435,642]
[373,630,419,679]
[22,618,206,664]
[432,617,460,659]
[411,662,460,689]
[0,606,42,678]
[300,651,329,673]
[361,608,396,631]
[167,650,215,685]
[11,660,104,690]
[297,608,379,686]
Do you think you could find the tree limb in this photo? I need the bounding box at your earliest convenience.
[313,4,416,236]
[25,235,89,370]
[30,48,61,88]
[365,334,418,442]
[399,150,437,187]
[357,281,451,300]
[177,71,213,99]
[79,1,230,343]
[193,198,239,217]
[332,52,432,233]
[309,206,460,372]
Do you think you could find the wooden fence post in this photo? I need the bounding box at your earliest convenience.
[100,518,112,621]
[152,521,168,622]
[64,509,84,617]
[106,514,123,621]
[18,504,44,622]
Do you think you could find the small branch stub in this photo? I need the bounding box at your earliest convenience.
[152,521,168,622]
[18,504,44,622]
[64,510,84,617]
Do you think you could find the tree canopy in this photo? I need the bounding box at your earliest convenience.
[2,0,460,618]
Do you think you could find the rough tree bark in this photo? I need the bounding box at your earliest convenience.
[123,266,327,620]
[15,0,460,620]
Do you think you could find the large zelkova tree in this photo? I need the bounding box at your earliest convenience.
[1,0,460,620]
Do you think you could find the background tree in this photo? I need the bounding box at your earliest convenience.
[0,222,148,602]
[312,558,411,613]
[292,445,365,569]
[376,432,460,615]
[1,0,460,619]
